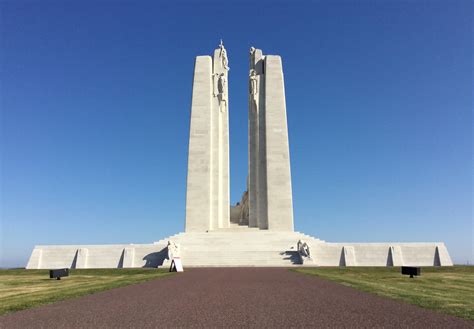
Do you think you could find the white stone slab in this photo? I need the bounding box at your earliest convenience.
[185,43,230,232]
[264,55,294,231]
[75,248,88,269]
[436,244,453,266]
[26,232,453,268]
[122,247,135,268]
[185,55,213,232]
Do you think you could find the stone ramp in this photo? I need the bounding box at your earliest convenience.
[1,268,471,329]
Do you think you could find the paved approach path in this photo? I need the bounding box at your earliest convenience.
[1,268,471,328]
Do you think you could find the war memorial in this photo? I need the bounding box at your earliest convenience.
[26,42,453,269]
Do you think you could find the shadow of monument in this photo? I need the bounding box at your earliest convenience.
[70,250,78,269]
[118,249,125,268]
[281,250,302,265]
[142,248,168,268]
[387,247,394,267]
[339,249,345,267]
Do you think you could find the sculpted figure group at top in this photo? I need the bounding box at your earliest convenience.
[219,40,229,71]
[214,40,229,113]
[249,46,259,111]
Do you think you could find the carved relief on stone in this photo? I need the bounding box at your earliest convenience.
[167,240,180,260]
[218,39,229,71]
[212,72,227,113]
[249,69,258,96]
[297,240,311,264]
[239,190,249,224]
[249,47,256,71]
[239,176,250,224]
[218,73,227,96]
[249,69,258,112]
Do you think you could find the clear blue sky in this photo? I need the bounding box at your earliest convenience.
[1,1,472,267]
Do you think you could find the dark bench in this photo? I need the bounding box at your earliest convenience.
[401,266,421,278]
[50,268,69,280]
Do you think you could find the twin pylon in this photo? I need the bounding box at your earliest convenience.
[185,42,294,232]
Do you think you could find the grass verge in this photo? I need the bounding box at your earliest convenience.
[293,266,474,321]
[0,268,173,315]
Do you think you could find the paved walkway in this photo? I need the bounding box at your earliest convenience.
[0,268,471,328]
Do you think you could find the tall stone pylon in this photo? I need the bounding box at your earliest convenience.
[185,41,230,232]
[248,48,294,231]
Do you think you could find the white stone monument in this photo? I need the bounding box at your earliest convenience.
[185,41,230,232]
[247,48,294,231]
[26,42,453,269]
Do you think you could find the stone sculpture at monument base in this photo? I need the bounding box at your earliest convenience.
[26,42,453,269]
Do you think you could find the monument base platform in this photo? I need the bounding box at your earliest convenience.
[26,230,453,269]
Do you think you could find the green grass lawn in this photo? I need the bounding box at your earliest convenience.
[0,268,173,315]
[294,266,474,321]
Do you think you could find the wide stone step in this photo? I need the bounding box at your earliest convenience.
[172,241,302,245]
[149,231,320,268]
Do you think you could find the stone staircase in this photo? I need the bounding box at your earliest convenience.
[153,229,324,267]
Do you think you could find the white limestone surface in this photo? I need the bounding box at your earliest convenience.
[26,243,168,269]
[248,48,266,228]
[185,55,213,232]
[247,49,293,231]
[27,231,452,269]
[185,42,230,232]
[264,55,294,231]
